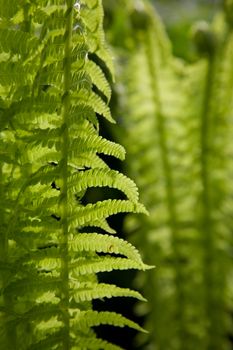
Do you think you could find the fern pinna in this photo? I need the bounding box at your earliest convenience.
[0,1,150,349]
[111,1,233,349]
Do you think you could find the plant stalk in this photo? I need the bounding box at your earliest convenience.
[145,29,185,350]
[60,1,74,349]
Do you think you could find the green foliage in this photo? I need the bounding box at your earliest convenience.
[0,1,148,349]
[105,1,233,349]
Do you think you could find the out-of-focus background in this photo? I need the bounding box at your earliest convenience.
[94,0,233,349]
[152,0,221,60]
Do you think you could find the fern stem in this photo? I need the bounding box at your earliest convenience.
[0,165,7,272]
[200,55,214,346]
[1,172,17,349]
[200,31,233,348]
[60,1,74,349]
[22,3,31,32]
[200,51,226,350]
[1,4,33,348]
[145,30,186,350]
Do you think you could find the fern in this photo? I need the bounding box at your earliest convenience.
[0,1,148,349]
[192,14,233,350]
[109,1,233,349]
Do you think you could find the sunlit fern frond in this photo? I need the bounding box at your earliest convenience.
[0,1,148,349]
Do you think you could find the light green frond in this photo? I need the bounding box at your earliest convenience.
[71,256,150,275]
[144,1,172,62]
[34,5,65,23]
[19,246,60,265]
[86,60,111,101]
[72,336,123,350]
[70,199,147,228]
[71,133,125,160]
[0,0,147,348]
[0,0,19,19]
[88,92,115,123]
[81,0,114,77]
[69,152,108,170]
[81,0,104,32]
[92,218,116,233]
[28,165,59,186]
[69,233,143,263]
[36,151,61,165]
[72,310,147,333]
[21,127,61,148]
[0,61,35,86]
[69,103,98,129]
[67,168,139,202]
[0,29,38,56]
[40,68,92,93]
[72,282,146,302]
[12,95,60,116]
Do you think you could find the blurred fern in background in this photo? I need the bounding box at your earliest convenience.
[103,0,233,349]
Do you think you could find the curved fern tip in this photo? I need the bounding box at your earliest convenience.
[142,263,155,271]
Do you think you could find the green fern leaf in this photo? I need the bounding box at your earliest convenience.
[67,168,139,202]
[72,282,146,302]
[69,199,147,228]
[86,60,112,101]
[71,256,151,275]
[71,133,125,160]
[88,91,115,123]
[92,218,116,234]
[26,331,64,350]
[0,1,148,348]
[3,276,61,298]
[72,336,123,350]
[0,29,38,55]
[72,310,147,333]
[69,233,143,262]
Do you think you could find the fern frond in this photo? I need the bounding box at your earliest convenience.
[0,0,20,19]
[69,199,147,228]
[114,2,233,350]
[71,133,125,160]
[72,336,123,350]
[88,91,114,122]
[3,276,61,298]
[0,61,35,86]
[26,331,65,350]
[92,218,116,234]
[0,0,148,348]
[71,256,150,275]
[69,233,143,262]
[67,168,139,202]
[28,165,59,186]
[70,152,109,170]
[0,29,38,55]
[72,310,147,332]
[86,60,112,101]
[72,282,146,302]
[81,0,114,77]
[34,5,66,24]
[4,303,61,325]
